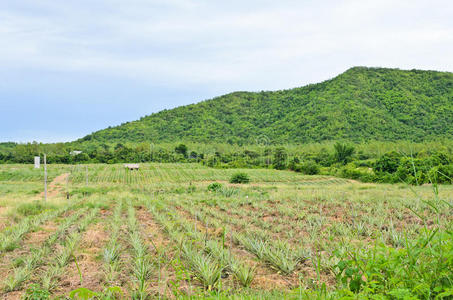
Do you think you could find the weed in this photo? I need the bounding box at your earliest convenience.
[16,201,55,216]
[207,182,223,192]
[23,284,50,300]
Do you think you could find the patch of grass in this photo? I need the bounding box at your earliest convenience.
[219,187,239,197]
[69,186,111,196]
[16,201,55,217]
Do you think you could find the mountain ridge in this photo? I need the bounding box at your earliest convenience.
[77,66,453,144]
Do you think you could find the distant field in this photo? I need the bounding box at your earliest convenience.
[0,163,451,299]
[68,163,348,185]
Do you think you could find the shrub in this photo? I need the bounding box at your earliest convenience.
[428,164,453,184]
[174,144,188,157]
[355,159,375,168]
[230,172,250,184]
[299,161,320,175]
[374,151,401,173]
[313,149,333,167]
[288,157,300,171]
[339,165,363,180]
[189,151,198,159]
[394,157,430,185]
[207,182,223,192]
[339,165,376,182]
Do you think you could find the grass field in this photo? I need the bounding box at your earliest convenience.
[0,163,452,299]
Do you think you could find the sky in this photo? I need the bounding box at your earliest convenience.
[1,0,452,143]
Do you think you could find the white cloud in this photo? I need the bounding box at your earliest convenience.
[0,0,452,91]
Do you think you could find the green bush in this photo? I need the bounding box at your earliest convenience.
[394,157,431,185]
[313,149,333,167]
[207,182,223,192]
[338,165,376,182]
[355,159,375,168]
[428,164,453,184]
[230,172,250,184]
[374,151,401,173]
[175,143,188,156]
[299,161,320,175]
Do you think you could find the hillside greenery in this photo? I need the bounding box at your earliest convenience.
[79,67,453,144]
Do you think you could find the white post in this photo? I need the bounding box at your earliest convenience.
[34,156,40,169]
[66,170,70,199]
[44,154,47,201]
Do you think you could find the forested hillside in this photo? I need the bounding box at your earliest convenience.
[79,67,453,144]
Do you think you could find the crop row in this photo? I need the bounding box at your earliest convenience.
[145,200,256,290]
[2,207,90,292]
[68,163,332,185]
[0,201,80,253]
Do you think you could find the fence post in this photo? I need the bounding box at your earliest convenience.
[44,154,47,201]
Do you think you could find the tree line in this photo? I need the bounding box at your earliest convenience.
[1,141,452,185]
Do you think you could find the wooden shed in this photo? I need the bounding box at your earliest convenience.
[124,163,140,170]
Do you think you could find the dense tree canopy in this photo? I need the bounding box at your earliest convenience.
[77,67,453,144]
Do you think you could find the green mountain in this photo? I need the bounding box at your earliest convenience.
[79,67,453,144]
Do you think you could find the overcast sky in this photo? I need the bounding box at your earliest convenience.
[1,0,452,143]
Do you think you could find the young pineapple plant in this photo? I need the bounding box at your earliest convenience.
[103,200,123,285]
[40,208,99,291]
[126,203,153,299]
[2,209,88,292]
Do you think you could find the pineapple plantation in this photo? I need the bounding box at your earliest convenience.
[0,163,452,299]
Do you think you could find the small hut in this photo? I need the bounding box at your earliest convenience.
[124,163,140,170]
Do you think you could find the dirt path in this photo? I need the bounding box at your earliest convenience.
[40,173,69,198]
[0,206,9,231]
